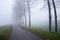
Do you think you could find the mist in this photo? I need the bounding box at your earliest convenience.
[0,0,60,40]
[0,0,60,32]
[0,0,15,26]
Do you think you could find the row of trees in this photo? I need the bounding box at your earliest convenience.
[46,0,57,32]
[26,0,58,32]
[23,0,58,32]
[15,0,58,32]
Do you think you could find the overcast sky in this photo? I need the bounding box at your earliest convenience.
[0,0,15,26]
[0,0,60,26]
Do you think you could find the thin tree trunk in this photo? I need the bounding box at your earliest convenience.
[24,6,27,26]
[25,14,27,26]
[47,0,51,32]
[22,17,24,25]
[52,0,58,32]
[27,0,31,28]
[23,0,27,26]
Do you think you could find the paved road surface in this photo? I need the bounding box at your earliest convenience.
[9,25,44,40]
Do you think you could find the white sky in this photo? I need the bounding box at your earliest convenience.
[0,0,15,26]
[0,0,60,26]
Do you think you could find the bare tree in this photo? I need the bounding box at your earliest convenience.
[52,0,58,32]
[47,0,51,32]
[24,7,27,26]
[27,0,31,28]
[45,0,51,32]
[22,0,27,26]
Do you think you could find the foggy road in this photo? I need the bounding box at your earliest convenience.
[9,26,44,40]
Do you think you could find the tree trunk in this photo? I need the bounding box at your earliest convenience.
[27,0,31,28]
[47,0,51,32]
[23,0,27,26]
[52,0,58,32]
[24,6,27,26]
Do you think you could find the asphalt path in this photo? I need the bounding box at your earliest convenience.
[9,25,44,40]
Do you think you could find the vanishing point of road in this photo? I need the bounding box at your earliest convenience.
[9,25,44,40]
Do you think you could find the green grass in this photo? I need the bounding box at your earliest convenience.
[0,25,12,40]
[22,27,60,40]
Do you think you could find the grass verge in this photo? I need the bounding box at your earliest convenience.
[0,25,12,40]
[22,27,60,40]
